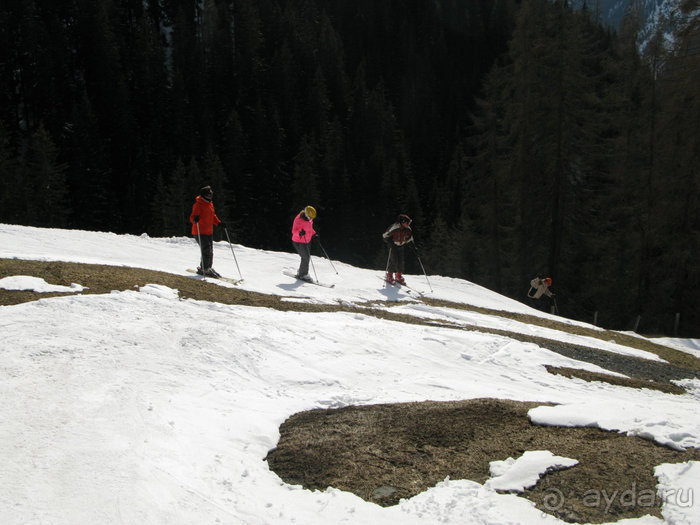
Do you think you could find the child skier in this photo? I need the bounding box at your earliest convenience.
[291,205,317,281]
[190,185,224,277]
[527,276,555,310]
[382,214,413,285]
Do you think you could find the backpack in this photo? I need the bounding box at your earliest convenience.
[527,277,542,298]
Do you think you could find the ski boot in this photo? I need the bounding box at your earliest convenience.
[204,268,221,278]
[385,272,395,284]
[395,273,406,285]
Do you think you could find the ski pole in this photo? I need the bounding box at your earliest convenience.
[384,245,393,279]
[411,241,433,292]
[224,227,243,280]
[317,239,338,274]
[308,243,318,281]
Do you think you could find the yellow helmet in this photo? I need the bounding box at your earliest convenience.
[304,205,317,219]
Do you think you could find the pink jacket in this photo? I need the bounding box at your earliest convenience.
[291,212,315,243]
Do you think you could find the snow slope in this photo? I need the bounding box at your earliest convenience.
[0,224,698,525]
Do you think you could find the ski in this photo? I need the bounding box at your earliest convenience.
[187,269,243,285]
[282,269,335,288]
[378,275,423,296]
[400,282,424,296]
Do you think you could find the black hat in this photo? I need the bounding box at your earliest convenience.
[200,185,213,197]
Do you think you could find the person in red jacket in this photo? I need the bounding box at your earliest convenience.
[382,214,413,284]
[291,205,317,281]
[190,185,224,277]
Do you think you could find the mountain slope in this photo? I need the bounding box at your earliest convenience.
[1,224,699,525]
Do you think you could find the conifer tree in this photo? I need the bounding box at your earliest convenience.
[64,93,113,230]
[202,149,231,238]
[25,124,69,227]
[150,173,169,236]
[0,119,19,223]
[292,133,320,211]
[464,63,517,293]
[167,158,189,236]
[649,5,700,334]
[151,159,189,237]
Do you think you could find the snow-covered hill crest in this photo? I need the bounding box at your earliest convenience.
[1,224,699,525]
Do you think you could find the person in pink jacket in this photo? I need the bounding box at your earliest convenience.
[291,205,317,281]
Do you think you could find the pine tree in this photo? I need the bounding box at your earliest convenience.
[423,215,461,278]
[292,133,320,210]
[0,118,19,223]
[464,63,518,293]
[166,158,189,236]
[577,6,650,329]
[150,159,190,237]
[202,148,231,240]
[649,5,700,334]
[64,92,114,230]
[150,173,169,236]
[25,124,69,227]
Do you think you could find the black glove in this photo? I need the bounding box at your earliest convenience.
[383,235,392,245]
[299,229,306,237]
[313,232,320,240]
[193,215,200,223]
[219,221,226,229]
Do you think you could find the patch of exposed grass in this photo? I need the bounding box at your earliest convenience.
[266,398,700,523]
[544,365,685,395]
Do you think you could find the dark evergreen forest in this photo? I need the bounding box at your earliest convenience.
[0,0,698,335]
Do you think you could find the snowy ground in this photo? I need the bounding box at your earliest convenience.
[0,224,698,525]
[652,338,700,360]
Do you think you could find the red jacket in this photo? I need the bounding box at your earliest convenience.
[190,196,220,235]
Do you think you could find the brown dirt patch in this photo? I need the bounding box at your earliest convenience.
[0,258,282,308]
[545,366,686,395]
[265,398,700,523]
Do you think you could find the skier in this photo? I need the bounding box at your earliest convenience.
[527,276,554,310]
[291,205,317,282]
[382,214,413,285]
[190,185,224,277]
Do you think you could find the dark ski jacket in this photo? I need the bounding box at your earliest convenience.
[383,221,413,246]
